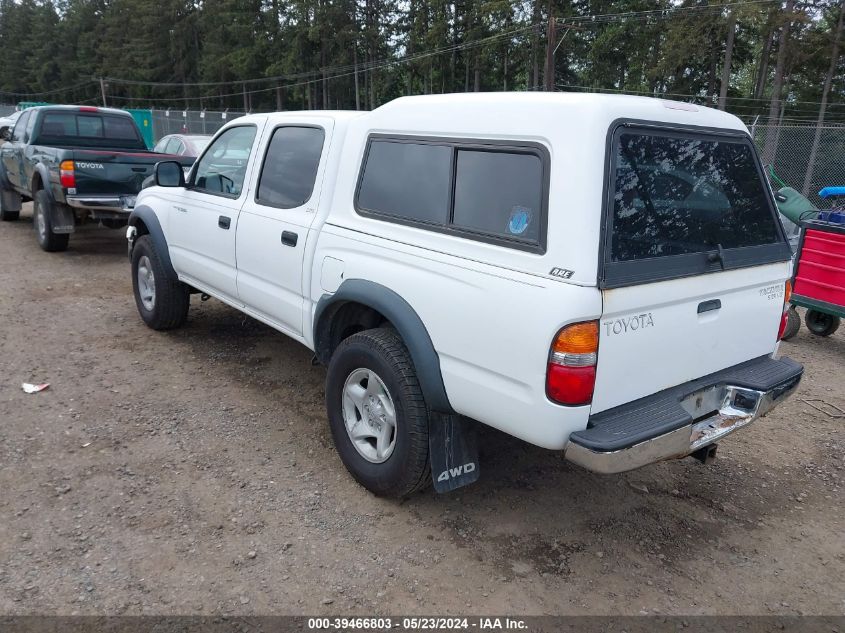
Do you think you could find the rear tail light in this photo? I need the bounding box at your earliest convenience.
[60,160,75,188]
[778,280,792,340]
[546,320,599,406]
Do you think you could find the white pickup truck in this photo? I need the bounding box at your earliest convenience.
[127,93,803,498]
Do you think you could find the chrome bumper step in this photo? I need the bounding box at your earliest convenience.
[564,355,803,474]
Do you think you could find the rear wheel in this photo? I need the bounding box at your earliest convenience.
[781,307,801,340]
[33,190,69,252]
[131,235,190,330]
[326,328,431,498]
[805,309,841,337]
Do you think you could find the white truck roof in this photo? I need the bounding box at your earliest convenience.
[239,93,752,286]
[367,92,747,135]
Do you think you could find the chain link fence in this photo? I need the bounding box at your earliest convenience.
[150,109,247,143]
[751,122,845,208]
[4,102,845,210]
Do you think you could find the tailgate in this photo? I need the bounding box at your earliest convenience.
[70,150,186,196]
[593,122,793,414]
[593,263,789,413]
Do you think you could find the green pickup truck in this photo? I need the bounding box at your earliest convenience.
[0,105,194,252]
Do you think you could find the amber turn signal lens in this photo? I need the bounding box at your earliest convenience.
[784,279,792,305]
[552,321,599,355]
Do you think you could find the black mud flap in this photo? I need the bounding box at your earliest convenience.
[50,203,75,234]
[0,189,22,212]
[429,413,480,493]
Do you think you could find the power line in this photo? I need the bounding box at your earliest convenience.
[103,25,534,91]
[0,79,96,98]
[557,0,779,25]
[554,82,845,111]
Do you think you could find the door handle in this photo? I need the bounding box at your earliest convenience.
[281,231,298,247]
[697,299,721,314]
[218,215,231,230]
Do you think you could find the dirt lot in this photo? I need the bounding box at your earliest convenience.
[0,203,843,616]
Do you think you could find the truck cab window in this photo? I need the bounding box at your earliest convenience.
[192,125,256,197]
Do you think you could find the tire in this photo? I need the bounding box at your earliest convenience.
[131,234,190,330]
[326,327,431,498]
[805,309,841,337]
[33,190,69,252]
[0,190,19,221]
[781,307,801,340]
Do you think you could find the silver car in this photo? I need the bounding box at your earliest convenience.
[152,133,211,158]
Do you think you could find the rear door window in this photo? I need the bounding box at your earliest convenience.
[603,125,791,287]
[257,126,325,208]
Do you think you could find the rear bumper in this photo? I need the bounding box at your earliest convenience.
[564,355,803,474]
[67,195,136,215]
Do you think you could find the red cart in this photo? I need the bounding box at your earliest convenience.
[790,218,845,337]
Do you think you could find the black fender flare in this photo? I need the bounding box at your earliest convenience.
[31,163,55,202]
[128,204,177,277]
[31,165,76,232]
[314,279,453,413]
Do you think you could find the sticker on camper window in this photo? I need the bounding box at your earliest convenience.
[508,206,532,235]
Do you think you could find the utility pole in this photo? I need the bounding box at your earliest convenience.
[718,9,736,111]
[243,83,249,112]
[544,0,555,91]
[803,0,845,195]
[99,78,108,107]
[544,12,579,92]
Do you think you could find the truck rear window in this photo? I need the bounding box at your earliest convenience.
[603,126,791,287]
[37,112,144,149]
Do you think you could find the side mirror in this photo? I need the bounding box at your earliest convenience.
[154,161,185,188]
[0,127,11,142]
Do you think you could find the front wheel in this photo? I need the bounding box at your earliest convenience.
[131,235,190,330]
[33,190,69,252]
[805,309,841,337]
[326,328,431,498]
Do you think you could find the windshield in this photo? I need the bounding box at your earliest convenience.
[35,111,146,149]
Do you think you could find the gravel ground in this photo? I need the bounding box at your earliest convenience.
[1,204,843,616]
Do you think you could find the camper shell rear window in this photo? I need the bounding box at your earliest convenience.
[601,121,792,288]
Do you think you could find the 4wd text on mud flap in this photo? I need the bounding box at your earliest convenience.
[602,312,655,336]
[437,462,476,483]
